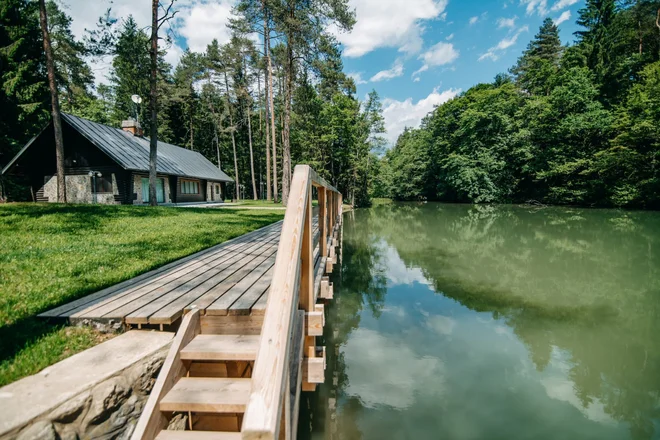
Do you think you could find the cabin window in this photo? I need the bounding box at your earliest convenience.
[215,185,220,194]
[95,175,113,193]
[181,180,199,194]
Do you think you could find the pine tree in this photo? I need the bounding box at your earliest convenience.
[111,17,151,125]
[511,18,563,95]
[575,0,617,89]
[0,0,48,164]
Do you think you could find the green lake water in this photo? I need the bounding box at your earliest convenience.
[298,203,660,440]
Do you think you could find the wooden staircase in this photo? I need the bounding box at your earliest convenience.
[133,309,258,439]
[133,165,342,440]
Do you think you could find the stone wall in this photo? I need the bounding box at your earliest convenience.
[0,331,173,440]
[42,175,119,204]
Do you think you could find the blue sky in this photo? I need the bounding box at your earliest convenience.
[65,0,585,145]
[331,0,585,143]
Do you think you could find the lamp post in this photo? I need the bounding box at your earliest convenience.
[131,94,142,127]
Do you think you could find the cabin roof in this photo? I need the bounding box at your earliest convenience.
[1,113,233,183]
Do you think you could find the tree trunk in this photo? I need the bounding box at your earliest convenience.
[39,0,66,203]
[265,23,278,203]
[259,71,271,201]
[246,98,257,200]
[148,0,158,206]
[262,16,272,202]
[189,103,194,150]
[224,70,240,201]
[206,75,221,169]
[282,9,294,206]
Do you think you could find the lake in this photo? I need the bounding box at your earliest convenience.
[298,202,660,440]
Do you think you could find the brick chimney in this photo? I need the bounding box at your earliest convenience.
[121,119,143,137]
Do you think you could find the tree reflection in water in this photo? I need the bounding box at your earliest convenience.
[299,203,660,440]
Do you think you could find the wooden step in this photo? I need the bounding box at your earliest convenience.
[180,335,260,361]
[159,377,251,413]
[155,431,241,440]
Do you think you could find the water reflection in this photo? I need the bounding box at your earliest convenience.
[299,203,660,440]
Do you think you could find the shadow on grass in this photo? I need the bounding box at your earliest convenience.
[0,316,63,366]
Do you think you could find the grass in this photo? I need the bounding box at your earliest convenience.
[231,199,284,207]
[0,203,284,386]
[229,199,319,207]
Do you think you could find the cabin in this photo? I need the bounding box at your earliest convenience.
[1,113,233,205]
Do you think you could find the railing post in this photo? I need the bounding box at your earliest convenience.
[300,182,313,313]
[319,188,327,258]
[328,192,334,234]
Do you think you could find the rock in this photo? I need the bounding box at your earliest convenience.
[167,413,188,431]
[50,395,91,424]
[55,426,80,440]
[84,377,131,427]
[16,421,57,440]
[131,354,165,395]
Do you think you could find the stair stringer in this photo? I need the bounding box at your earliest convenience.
[132,309,201,440]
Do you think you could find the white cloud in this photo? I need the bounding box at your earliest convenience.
[497,16,517,29]
[57,0,238,85]
[413,64,430,77]
[553,10,571,25]
[478,25,529,61]
[331,0,449,58]
[469,16,479,25]
[445,33,455,41]
[420,42,459,66]
[179,1,236,53]
[520,0,549,15]
[347,72,368,85]
[369,61,405,82]
[163,41,185,69]
[382,87,460,145]
[413,41,459,79]
[550,0,579,11]
[343,328,445,409]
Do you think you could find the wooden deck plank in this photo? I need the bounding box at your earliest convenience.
[187,245,280,313]
[205,256,277,316]
[114,231,281,323]
[39,221,281,318]
[227,266,273,316]
[62,224,280,319]
[146,241,281,325]
[41,217,325,326]
[90,229,281,320]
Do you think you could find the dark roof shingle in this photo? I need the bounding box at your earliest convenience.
[1,113,233,182]
[63,114,233,182]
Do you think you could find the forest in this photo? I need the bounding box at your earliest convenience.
[2,0,659,209]
[376,0,660,210]
[0,0,384,206]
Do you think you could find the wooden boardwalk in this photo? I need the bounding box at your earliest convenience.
[42,165,342,440]
[39,217,322,328]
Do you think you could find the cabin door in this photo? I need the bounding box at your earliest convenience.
[141,178,165,203]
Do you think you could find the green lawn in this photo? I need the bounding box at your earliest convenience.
[231,199,284,207]
[0,203,283,386]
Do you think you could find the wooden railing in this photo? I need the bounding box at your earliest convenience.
[241,165,342,440]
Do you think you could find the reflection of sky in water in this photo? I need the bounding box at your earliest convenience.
[337,242,629,440]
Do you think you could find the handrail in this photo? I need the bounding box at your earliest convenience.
[241,165,341,440]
